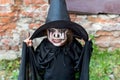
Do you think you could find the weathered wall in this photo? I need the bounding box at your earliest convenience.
[0,0,120,59]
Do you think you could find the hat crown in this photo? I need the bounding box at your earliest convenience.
[46,0,70,23]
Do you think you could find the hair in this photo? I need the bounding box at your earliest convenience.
[65,29,73,45]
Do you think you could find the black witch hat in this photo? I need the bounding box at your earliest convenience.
[30,0,88,41]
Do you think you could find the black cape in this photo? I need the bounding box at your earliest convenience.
[18,37,92,80]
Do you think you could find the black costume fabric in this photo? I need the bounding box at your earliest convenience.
[18,37,92,80]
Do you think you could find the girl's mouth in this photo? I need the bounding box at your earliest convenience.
[52,39,62,43]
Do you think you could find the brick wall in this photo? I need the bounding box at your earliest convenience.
[0,0,120,55]
[70,14,120,50]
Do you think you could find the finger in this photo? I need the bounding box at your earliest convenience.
[23,38,29,42]
[89,38,92,41]
[28,40,33,46]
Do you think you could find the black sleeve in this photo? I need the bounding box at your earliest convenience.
[72,39,83,72]
[18,42,43,80]
[34,42,47,70]
[79,40,93,80]
[70,39,93,80]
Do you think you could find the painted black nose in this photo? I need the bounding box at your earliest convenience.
[54,34,60,38]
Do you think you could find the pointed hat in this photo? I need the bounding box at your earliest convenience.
[30,0,88,41]
[46,0,70,23]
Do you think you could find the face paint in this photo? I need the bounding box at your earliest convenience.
[47,28,68,46]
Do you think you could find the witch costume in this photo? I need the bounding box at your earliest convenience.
[18,0,93,80]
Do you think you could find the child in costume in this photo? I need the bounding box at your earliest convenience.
[18,0,93,80]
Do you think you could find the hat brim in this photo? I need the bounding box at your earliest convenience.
[30,20,88,41]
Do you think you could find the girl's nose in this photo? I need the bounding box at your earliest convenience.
[54,33,60,38]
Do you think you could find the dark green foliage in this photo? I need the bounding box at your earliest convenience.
[0,58,20,79]
[89,35,120,80]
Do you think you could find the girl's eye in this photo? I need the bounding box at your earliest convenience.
[48,29,55,33]
[60,29,67,33]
